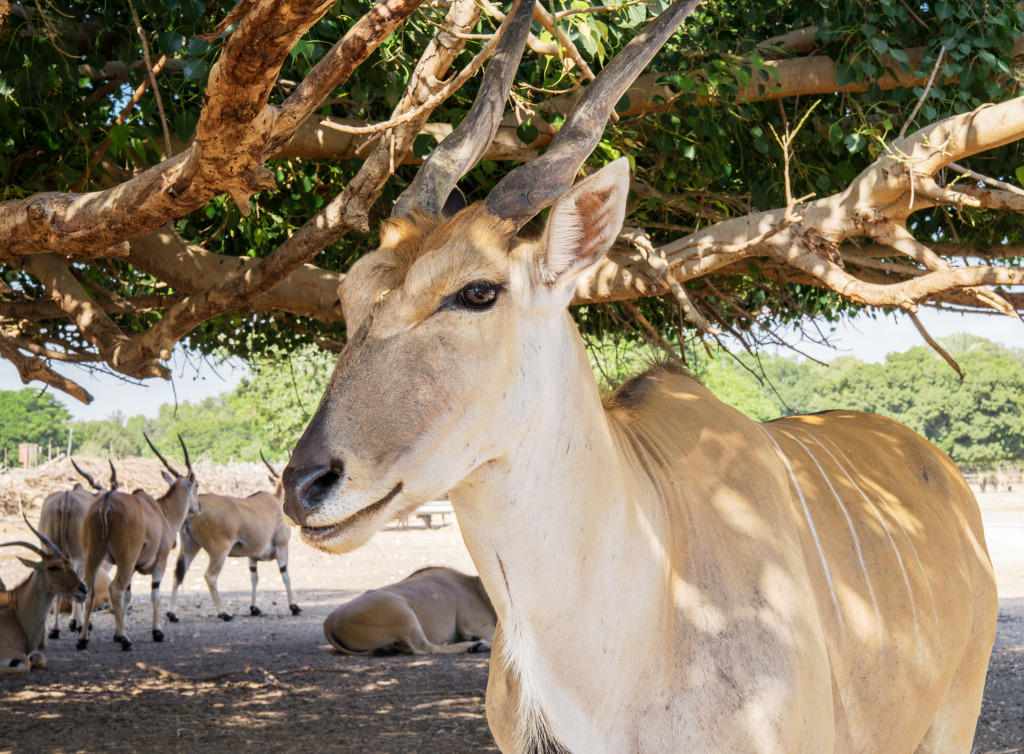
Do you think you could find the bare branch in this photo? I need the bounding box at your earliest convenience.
[908,310,963,378]
[128,0,172,159]
[0,331,93,403]
[20,254,170,378]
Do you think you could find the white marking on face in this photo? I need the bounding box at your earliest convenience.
[758,426,843,627]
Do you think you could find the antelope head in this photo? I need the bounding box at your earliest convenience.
[1,509,87,603]
[284,0,699,552]
[144,432,201,516]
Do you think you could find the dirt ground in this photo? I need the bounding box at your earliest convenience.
[1,492,1022,754]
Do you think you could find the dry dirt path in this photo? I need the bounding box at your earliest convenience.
[0,492,1021,753]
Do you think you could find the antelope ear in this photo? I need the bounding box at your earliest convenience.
[161,470,174,486]
[538,157,630,289]
[18,557,42,571]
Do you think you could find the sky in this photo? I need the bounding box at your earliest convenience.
[0,306,1021,421]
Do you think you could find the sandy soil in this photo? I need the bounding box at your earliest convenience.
[0,492,1022,754]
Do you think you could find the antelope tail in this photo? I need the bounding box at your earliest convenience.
[97,492,114,547]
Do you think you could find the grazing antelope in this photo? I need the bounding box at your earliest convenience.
[38,458,118,638]
[166,452,299,622]
[324,566,495,656]
[0,512,87,674]
[77,435,200,651]
[281,1,998,751]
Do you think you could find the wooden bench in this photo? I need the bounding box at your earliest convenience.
[408,500,454,529]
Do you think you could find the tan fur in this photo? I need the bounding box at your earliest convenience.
[38,486,95,636]
[168,484,296,621]
[285,161,996,753]
[0,547,86,674]
[323,567,495,655]
[78,475,199,650]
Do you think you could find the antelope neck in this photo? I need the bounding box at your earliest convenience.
[450,320,667,738]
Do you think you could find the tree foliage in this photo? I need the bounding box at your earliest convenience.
[231,346,335,454]
[0,0,1021,403]
[0,388,72,462]
[539,332,1024,464]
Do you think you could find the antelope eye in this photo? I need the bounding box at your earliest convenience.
[456,282,499,309]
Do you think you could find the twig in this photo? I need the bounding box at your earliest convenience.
[320,21,505,136]
[622,227,721,335]
[135,660,254,682]
[908,310,963,379]
[947,162,1024,199]
[555,1,645,20]
[128,0,172,160]
[898,48,944,140]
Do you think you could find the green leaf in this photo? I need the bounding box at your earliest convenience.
[1015,166,1024,187]
[109,124,131,156]
[843,132,866,154]
[828,121,844,145]
[156,30,187,55]
[183,58,209,81]
[935,1,953,20]
[835,63,858,86]
[516,120,539,144]
[888,47,909,64]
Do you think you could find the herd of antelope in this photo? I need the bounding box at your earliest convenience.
[0,0,1003,750]
[1,434,302,668]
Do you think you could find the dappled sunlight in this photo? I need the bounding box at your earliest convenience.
[589,371,1003,750]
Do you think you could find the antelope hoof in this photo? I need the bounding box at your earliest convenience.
[166,611,180,623]
[76,639,89,651]
[218,612,234,622]
[119,639,133,652]
[468,641,491,654]
[49,629,60,640]
[290,604,302,616]
[153,629,165,643]
[69,620,79,632]
[249,606,262,617]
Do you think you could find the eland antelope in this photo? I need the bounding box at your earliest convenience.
[282,1,997,751]
[77,434,199,651]
[38,458,118,638]
[324,566,495,656]
[0,512,87,674]
[166,452,299,622]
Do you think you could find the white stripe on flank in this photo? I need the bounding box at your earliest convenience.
[758,425,843,625]
[783,430,883,645]
[812,438,921,644]
[823,438,940,628]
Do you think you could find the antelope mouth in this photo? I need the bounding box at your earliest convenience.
[301,482,404,542]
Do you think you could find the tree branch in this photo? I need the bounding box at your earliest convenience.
[0,331,94,403]
[0,0,425,258]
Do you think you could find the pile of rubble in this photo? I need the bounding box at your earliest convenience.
[0,455,280,514]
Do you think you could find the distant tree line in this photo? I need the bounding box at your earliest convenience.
[591,333,1024,467]
[1,336,1022,467]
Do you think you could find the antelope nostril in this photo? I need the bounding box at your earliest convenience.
[305,465,343,510]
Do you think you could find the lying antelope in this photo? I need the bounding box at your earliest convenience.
[282,1,998,751]
[77,434,200,651]
[0,512,87,674]
[167,452,299,622]
[38,458,117,638]
[324,566,495,656]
